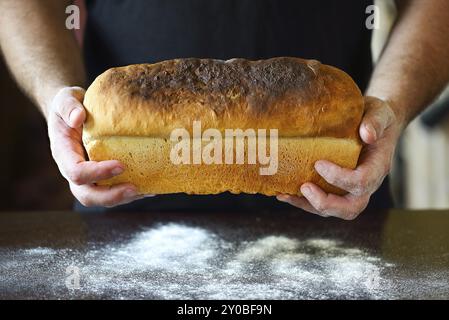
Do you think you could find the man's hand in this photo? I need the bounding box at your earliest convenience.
[47,87,146,207]
[277,97,402,220]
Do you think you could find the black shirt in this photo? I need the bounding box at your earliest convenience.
[78,0,392,212]
[84,0,373,87]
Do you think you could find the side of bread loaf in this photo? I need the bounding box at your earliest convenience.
[83,57,364,196]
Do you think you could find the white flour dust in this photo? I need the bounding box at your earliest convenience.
[4,223,394,299]
[87,225,218,275]
[78,224,392,299]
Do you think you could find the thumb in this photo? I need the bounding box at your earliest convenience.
[51,87,86,128]
[360,96,396,144]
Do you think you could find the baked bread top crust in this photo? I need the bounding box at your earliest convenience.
[83,57,364,141]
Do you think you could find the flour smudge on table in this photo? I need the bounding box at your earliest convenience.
[79,223,393,299]
[2,223,394,299]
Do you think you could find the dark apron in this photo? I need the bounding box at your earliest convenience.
[78,0,393,212]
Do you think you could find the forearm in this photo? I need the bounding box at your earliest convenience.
[0,0,85,118]
[366,0,449,128]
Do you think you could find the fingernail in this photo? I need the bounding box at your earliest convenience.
[364,123,377,140]
[111,167,124,176]
[301,186,312,196]
[315,161,325,172]
[124,188,138,198]
[277,195,287,202]
[69,108,82,126]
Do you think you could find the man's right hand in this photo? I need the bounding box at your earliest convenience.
[47,87,145,207]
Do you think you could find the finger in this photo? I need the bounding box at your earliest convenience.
[360,97,395,144]
[71,183,143,208]
[52,87,86,128]
[49,115,125,185]
[66,160,125,185]
[314,160,379,196]
[277,194,328,217]
[314,160,362,194]
[300,183,367,220]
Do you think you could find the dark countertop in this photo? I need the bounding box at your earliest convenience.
[0,209,448,299]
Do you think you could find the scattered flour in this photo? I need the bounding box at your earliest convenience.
[88,225,217,275]
[22,247,57,256]
[1,223,394,299]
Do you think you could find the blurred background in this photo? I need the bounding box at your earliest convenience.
[0,0,448,211]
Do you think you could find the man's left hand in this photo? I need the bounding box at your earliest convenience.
[277,96,402,220]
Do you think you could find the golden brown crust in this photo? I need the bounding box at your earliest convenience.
[82,57,364,196]
[85,136,361,196]
[83,57,363,140]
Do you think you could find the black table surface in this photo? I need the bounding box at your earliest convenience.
[0,209,448,299]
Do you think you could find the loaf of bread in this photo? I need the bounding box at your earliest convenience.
[82,57,364,196]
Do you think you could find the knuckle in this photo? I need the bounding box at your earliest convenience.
[344,212,359,221]
[340,176,353,192]
[353,172,370,195]
[102,191,128,208]
[353,185,366,197]
[75,193,93,207]
[314,202,328,213]
[103,197,123,208]
[344,197,369,220]
[321,210,333,218]
[67,168,83,185]
[317,212,330,218]
[81,198,94,208]
[70,175,83,185]
[357,172,368,186]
